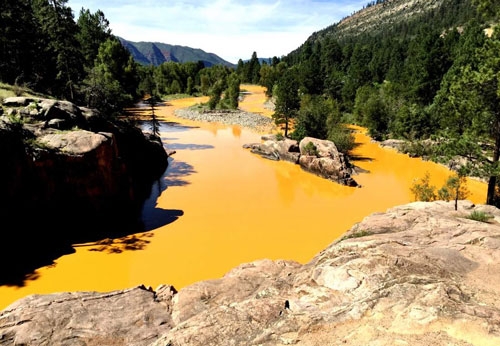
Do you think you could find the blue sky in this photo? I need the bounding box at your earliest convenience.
[67,0,367,63]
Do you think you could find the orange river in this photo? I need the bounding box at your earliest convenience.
[0,85,487,310]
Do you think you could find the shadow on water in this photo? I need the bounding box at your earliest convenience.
[0,161,191,288]
[0,119,202,287]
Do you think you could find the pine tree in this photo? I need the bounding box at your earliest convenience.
[273,69,300,137]
[76,8,112,68]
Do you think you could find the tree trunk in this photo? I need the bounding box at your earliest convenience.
[487,120,500,205]
[285,115,289,137]
[455,188,458,211]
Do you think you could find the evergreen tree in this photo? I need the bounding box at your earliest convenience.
[273,68,300,137]
[33,0,83,100]
[0,0,38,85]
[83,38,138,115]
[76,8,112,68]
[225,73,240,109]
[434,27,500,205]
[208,80,224,110]
[186,76,194,95]
[200,75,210,96]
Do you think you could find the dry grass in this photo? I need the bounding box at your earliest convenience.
[0,82,51,100]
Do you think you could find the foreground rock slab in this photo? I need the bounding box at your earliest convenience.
[2,201,500,345]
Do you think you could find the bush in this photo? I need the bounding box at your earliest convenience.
[466,211,493,223]
[340,230,372,241]
[410,172,436,201]
[12,84,24,97]
[328,125,355,154]
[275,133,284,141]
[303,141,319,156]
[400,141,434,158]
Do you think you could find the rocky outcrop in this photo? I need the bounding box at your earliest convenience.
[298,137,358,187]
[0,97,168,285]
[4,201,500,345]
[243,137,300,163]
[244,135,358,186]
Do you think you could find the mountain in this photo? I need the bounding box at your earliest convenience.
[287,0,474,60]
[118,37,235,68]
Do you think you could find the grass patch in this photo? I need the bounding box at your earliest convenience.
[465,211,493,223]
[303,141,319,156]
[0,82,52,100]
[340,230,372,241]
[23,138,51,150]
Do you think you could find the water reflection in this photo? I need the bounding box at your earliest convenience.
[166,143,214,151]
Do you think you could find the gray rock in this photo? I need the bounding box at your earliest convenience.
[6,108,17,117]
[2,97,35,107]
[38,130,110,155]
[380,138,405,150]
[244,138,300,163]
[0,286,174,346]
[3,201,500,345]
[45,118,69,130]
[299,137,358,186]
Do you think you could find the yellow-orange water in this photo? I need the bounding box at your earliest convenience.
[239,85,274,118]
[0,87,487,310]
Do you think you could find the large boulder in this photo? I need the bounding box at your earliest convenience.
[3,201,500,345]
[243,137,300,163]
[39,130,111,156]
[299,137,358,186]
[2,97,35,107]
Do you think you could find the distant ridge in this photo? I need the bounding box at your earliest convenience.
[118,37,235,68]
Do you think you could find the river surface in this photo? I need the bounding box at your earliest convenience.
[0,85,487,310]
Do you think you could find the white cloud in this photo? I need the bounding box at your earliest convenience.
[68,0,367,63]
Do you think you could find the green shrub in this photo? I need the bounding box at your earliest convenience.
[303,141,318,156]
[410,172,436,202]
[328,125,355,154]
[400,141,434,158]
[275,133,284,141]
[340,230,372,241]
[466,211,493,223]
[12,84,24,97]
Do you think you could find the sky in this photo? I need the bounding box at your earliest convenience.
[67,0,367,64]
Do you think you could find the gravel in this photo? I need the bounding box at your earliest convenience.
[175,108,274,132]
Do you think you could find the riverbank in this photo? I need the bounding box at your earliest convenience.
[3,200,499,345]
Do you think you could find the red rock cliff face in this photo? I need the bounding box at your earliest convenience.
[0,97,169,284]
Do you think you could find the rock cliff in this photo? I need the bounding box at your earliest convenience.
[0,97,168,285]
[2,201,499,345]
